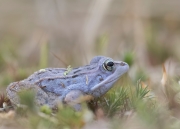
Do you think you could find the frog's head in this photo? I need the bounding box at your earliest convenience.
[90,56,129,97]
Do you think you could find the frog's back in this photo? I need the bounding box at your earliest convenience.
[22,65,97,97]
[26,68,67,83]
[6,68,68,106]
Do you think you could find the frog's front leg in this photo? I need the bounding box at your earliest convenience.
[64,90,84,111]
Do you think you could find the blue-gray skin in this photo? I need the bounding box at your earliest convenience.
[6,56,129,110]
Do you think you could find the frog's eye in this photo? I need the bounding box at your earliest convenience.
[103,59,114,71]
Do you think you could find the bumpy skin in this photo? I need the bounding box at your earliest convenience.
[6,82,60,109]
[6,56,129,110]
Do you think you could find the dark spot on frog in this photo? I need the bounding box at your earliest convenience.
[72,75,78,78]
[73,70,81,74]
[99,77,104,81]
[39,85,46,89]
[47,79,53,82]
[97,75,103,82]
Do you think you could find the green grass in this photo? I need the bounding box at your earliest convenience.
[1,28,180,129]
[6,77,180,129]
[3,79,152,129]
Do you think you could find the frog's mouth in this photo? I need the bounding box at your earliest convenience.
[91,61,129,91]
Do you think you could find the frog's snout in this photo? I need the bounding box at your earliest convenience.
[119,61,129,72]
[114,61,129,71]
[119,62,127,66]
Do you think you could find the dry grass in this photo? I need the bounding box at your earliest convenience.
[1,0,180,129]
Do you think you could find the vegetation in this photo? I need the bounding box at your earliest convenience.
[1,1,180,128]
[1,42,180,129]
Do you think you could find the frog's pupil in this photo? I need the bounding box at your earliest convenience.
[107,61,114,67]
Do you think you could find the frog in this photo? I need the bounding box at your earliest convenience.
[6,56,129,110]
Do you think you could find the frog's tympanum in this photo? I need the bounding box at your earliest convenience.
[6,56,129,110]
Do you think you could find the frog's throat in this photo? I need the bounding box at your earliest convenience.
[90,72,124,91]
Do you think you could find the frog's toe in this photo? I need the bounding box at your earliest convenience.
[64,90,84,111]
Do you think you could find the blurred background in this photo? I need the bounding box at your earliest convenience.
[0,0,180,91]
[1,1,180,129]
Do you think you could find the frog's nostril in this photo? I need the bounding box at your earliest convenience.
[120,62,126,66]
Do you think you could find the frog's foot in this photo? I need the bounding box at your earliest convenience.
[64,90,84,111]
